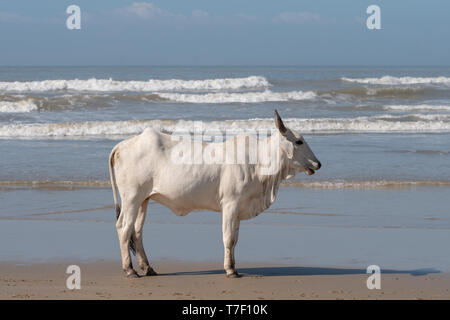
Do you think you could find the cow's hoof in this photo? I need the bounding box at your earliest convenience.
[226,271,241,278]
[145,267,158,276]
[125,270,140,278]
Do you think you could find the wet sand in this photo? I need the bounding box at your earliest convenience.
[2,184,450,300]
[1,260,449,300]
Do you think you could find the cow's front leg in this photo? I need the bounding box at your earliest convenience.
[222,203,241,278]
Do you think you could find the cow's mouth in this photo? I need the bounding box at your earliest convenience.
[305,168,315,175]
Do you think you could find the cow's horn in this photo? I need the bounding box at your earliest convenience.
[274,109,287,135]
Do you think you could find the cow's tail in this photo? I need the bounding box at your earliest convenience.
[109,146,136,256]
[109,146,121,220]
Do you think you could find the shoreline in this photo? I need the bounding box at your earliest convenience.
[2,179,450,190]
[1,259,449,300]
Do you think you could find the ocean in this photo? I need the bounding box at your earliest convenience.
[1,66,449,271]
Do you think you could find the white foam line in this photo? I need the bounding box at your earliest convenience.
[1,114,449,138]
[342,76,450,85]
[0,99,38,113]
[383,105,450,111]
[158,90,317,103]
[0,76,270,92]
[2,179,449,190]
[283,180,450,189]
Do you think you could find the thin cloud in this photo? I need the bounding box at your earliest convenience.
[114,3,325,27]
[0,12,33,23]
[272,11,321,24]
[124,2,166,19]
[192,9,209,19]
[234,13,263,23]
[115,2,184,21]
[115,2,213,25]
[0,11,63,25]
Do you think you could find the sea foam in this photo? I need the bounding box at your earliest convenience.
[341,76,450,85]
[2,179,450,190]
[382,104,450,111]
[1,114,449,138]
[158,90,317,103]
[0,100,38,113]
[0,76,270,92]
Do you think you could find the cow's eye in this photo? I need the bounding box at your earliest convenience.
[295,140,303,145]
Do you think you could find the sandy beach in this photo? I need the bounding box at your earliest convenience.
[1,260,449,300]
[1,183,450,301]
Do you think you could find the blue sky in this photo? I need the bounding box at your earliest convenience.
[0,0,449,66]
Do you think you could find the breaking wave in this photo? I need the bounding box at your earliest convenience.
[158,90,317,103]
[0,90,316,112]
[0,99,38,113]
[1,88,447,111]
[382,104,450,111]
[320,86,435,98]
[0,76,270,92]
[341,76,450,86]
[1,114,449,138]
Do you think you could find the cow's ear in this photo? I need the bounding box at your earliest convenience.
[281,139,294,159]
[274,109,287,136]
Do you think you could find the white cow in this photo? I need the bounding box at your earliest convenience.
[109,110,321,278]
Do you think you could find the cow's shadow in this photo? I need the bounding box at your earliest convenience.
[160,266,440,277]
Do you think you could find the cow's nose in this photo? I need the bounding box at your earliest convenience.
[316,161,321,170]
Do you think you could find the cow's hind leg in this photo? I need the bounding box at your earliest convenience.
[133,198,157,276]
[116,198,141,278]
[222,203,241,278]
